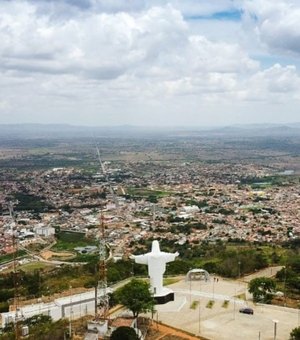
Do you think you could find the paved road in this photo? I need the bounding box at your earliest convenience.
[243,266,283,282]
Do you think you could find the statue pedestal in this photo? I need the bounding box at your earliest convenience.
[154,288,175,305]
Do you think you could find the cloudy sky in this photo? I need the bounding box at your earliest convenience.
[0,0,300,126]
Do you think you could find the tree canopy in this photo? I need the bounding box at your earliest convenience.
[290,326,300,340]
[1,314,68,340]
[115,279,154,318]
[110,326,139,340]
[248,277,276,303]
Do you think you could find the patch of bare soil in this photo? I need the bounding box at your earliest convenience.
[40,250,74,260]
[146,321,207,340]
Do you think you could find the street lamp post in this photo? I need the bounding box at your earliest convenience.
[284,266,287,307]
[190,276,192,304]
[69,286,73,338]
[233,289,236,320]
[189,269,193,305]
[297,300,300,327]
[198,277,202,335]
[273,319,278,340]
[198,299,201,335]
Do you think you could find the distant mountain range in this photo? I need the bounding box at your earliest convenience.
[0,123,300,139]
[206,123,300,136]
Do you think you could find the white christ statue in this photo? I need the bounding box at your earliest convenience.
[130,240,179,296]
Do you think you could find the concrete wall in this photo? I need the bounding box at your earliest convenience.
[1,291,96,328]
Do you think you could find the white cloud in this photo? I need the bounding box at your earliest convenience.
[0,3,255,80]
[243,0,300,56]
[0,0,299,125]
[236,64,300,102]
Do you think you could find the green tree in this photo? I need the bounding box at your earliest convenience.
[1,317,68,340]
[27,319,68,340]
[248,277,276,303]
[23,314,52,327]
[290,326,300,340]
[110,326,139,340]
[165,259,192,275]
[115,279,154,318]
[0,301,9,313]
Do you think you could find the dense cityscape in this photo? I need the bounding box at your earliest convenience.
[0,127,300,339]
[1,154,300,257]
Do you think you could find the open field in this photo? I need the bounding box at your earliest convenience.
[18,261,55,273]
[52,231,96,252]
[126,187,173,197]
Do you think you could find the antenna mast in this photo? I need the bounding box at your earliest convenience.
[9,202,21,339]
[96,146,119,210]
[92,146,110,334]
[95,208,109,321]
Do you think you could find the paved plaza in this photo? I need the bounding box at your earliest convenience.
[154,274,299,340]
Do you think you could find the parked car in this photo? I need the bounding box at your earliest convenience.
[239,307,254,315]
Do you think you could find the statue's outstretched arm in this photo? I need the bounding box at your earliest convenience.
[130,254,149,265]
[163,251,179,263]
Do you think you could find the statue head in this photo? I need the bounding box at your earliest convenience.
[151,240,160,254]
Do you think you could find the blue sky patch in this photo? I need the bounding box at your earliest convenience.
[254,54,300,69]
[186,9,242,22]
